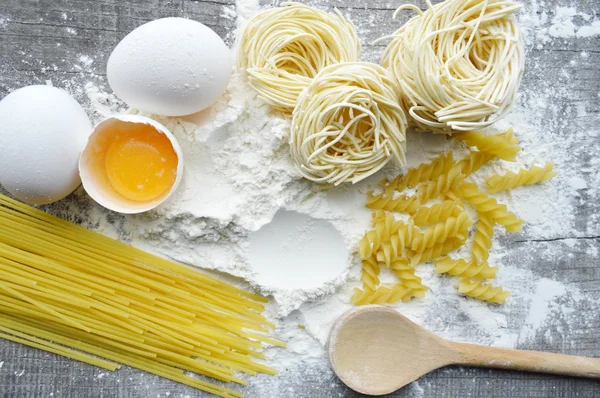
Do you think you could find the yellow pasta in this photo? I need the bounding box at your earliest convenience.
[410,211,473,253]
[389,259,427,293]
[382,152,455,193]
[0,194,282,398]
[417,165,465,203]
[366,192,420,213]
[351,283,425,305]
[359,255,381,291]
[453,182,524,233]
[411,200,463,226]
[434,257,498,279]
[408,237,466,266]
[454,130,521,161]
[456,278,510,304]
[486,162,557,193]
[375,221,415,267]
[456,151,495,176]
[358,211,402,259]
[237,2,360,112]
[472,214,495,264]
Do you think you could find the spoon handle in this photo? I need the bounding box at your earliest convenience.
[452,342,600,378]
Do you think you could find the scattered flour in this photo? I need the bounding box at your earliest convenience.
[1,0,598,395]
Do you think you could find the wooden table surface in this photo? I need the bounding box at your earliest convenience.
[1,0,599,397]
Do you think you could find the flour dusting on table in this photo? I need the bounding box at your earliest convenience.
[7,0,599,394]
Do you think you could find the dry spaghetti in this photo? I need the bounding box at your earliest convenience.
[237,2,360,112]
[290,62,407,185]
[0,194,283,398]
[381,0,524,133]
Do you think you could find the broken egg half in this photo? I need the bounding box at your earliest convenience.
[79,115,183,214]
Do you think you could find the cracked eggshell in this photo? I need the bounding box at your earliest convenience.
[79,115,184,214]
[107,17,232,117]
[0,85,92,205]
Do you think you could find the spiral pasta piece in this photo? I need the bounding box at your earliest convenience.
[417,165,465,203]
[411,200,463,226]
[408,237,465,266]
[381,0,524,133]
[382,152,455,193]
[366,192,420,213]
[351,283,424,305]
[291,62,408,185]
[376,221,415,266]
[454,130,521,161]
[237,2,361,111]
[472,214,494,264]
[359,255,380,291]
[456,151,495,176]
[486,162,557,193]
[410,211,472,252]
[456,278,510,304]
[389,259,428,293]
[434,257,498,279]
[358,211,402,259]
[453,182,524,232]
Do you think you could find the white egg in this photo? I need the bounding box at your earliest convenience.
[0,85,92,205]
[107,18,232,117]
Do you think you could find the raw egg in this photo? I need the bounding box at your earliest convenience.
[0,85,92,205]
[79,115,183,213]
[107,18,232,116]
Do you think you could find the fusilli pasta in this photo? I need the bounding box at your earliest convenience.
[359,255,380,291]
[486,162,557,193]
[358,211,401,259]
[456,151,495,176]
[410,211,472,252]
[417,165,465,203]
[376,221,415,266]
[434,257,498,279]
[366,192,420,213]
[382,152,455,193]
[456,278,510,304]
[408,237,466,266]
[454,130,521,161]
[453,182,524,233]
[351,283,425,305]
[389,259,427,292]
[472,214,495,264]
[411,200,463,226]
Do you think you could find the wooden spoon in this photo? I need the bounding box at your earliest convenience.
[328,305,600,395]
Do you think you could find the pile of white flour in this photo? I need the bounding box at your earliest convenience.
[42,0,599,392]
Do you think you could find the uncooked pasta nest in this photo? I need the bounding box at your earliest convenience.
[290,62,407,186]
[237,2,361,112]
[381,0,524,134]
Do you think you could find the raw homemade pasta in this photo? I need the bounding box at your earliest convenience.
[237,2,360,112]
[381,0,524,133]
[291,62,407,185]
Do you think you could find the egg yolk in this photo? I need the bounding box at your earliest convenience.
[104,128,178,202]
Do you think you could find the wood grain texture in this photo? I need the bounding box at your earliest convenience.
[1,0,600,397]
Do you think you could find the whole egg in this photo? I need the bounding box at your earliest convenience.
[107,18,232,116]
[0,85,92,205]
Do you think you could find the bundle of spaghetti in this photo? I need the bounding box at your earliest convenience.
[291,62,407,185]
[237,2,360,112]
[486,162,557,192]
[0,194,283,398]
[380,0,524,133]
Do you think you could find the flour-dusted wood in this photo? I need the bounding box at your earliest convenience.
[1,0,600,397]
[329,306,600,395]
